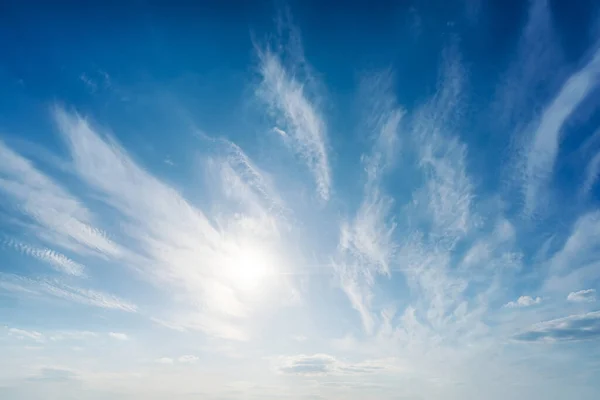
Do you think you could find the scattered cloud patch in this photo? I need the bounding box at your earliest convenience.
[276,354,387,376]
[567,289,596,303]
[514,311,600,342]
[108,332,129,341]
[8,328,44,342]
[504,296,542,308]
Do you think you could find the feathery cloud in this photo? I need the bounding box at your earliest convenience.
[0,273,137,312]
[333,72,402,333]
[3,239,85,276]
[0,139,122,258]
[256,44,330,201]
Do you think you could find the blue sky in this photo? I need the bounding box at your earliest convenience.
[1,0,600,399]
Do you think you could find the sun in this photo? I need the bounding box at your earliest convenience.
[226,242,274,293]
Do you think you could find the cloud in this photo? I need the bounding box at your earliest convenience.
[514,311,600,342]
[256,39,330,201]
[524,46,600,214]
[178,355,199,364]
[8,328,44,342]
[582,149,600,195]
[108,332,129,341]
[2,239,85,276]
[28,367,78,382]
[0,140,122,258]
[504,296,542,308]
[276,354,386,376]
[49,331,98,341]
[567,289,596,303]
[543,211,600,293]
[0,273,137,312]
[154,355,198,365]
[495,0,563,129]
[333,72,402,333]
[53,106,290,340]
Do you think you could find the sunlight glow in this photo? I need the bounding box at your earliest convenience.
[226,243,274,292]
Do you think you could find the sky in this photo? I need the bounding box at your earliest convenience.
[1,0,600,399]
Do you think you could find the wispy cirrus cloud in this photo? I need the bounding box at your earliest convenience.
[333,71,402,333]
[2,239,85,277]
[53,106,293,341]
[524,46,600,214]
[255,27,331,201]
[543,211,600,293]
[0,273,137,312]
[0,140,122,258]
[582,149,600,195]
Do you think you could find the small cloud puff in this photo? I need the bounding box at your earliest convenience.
[504,295,542,308]
[108,332,129,341]
[567,289,596,303]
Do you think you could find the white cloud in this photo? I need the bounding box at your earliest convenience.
[53,106,291,341]
[276,354,388,376]
[0,273,137,312]
[514,311,600,342]
[256,46,331,201]
[154,355,198,365]
[495,0,563,128]
[108,332,129,341]
[543,211,600,293]
[504,296,542,308]
[567,289,596,303]
[524,46,600,214]
[3,239,85,276]
[0,139,122,258]
[582,150,600,195]
[178,355,198,364]
[49,331,97,341]
[333,72,402,334]
[8,328,44,342]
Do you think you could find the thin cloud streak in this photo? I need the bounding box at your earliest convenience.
[333,72,402,333]
[524,46,600,214]
[3,239,85,276]
[0,273,137,312]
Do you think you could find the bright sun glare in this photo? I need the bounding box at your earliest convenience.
[227,243,274,292]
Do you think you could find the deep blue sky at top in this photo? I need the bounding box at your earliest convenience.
[1,0,599,215]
